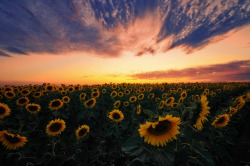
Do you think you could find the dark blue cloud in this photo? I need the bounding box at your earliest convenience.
[0,0,249,57]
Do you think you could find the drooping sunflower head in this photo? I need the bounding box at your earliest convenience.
[46,119,66,136]
[211,114,230,128]
[16,97,30,106]
[108,109,124,122]
[84,98,96,108]
[129,96,137,103]
[49,99,64,111]
[114,100,121,108]
[193,95,210,131]
[235,100,245,110]
[26,103,41,114]
[4,91,16,99]
[33,92,42,98]
[138,114,181,147]
[110,91,117,98]
[165,97,175,106]
[0,130,27,150]
[0,103,11,119]
[62,96,70,103]
[123,101,129,107]
[76,125,90,140]
[91,91,100,98]
[137,105,141,114]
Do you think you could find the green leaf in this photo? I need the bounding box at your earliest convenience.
[192,140,214,165]
[143,109,155,118]
[128,158,144,166]
[122,137,143,156]
[153,149,175,166]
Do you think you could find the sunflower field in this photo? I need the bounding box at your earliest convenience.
[0,82,249,166]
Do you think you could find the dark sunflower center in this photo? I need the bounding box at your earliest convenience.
[69,88,73,91]
[34,93,40,96]
[0,106,6,114]
[173,103,177,107]
[47,86,53,91]
[52,101,61,107]
[19,98,27,104]
[182,93,187,98]
[167,99,172,104]
[131,98,135,101]
[49,123,62,132]
[148,120,172,136]
[7,92,14,97]
[86,99,94,106]
[78,128,87,136]
[28,106,38,112]
[64,98,69,101]
[22,90,29,94]
[112,113,121,120]
[93,92,98,97]
[4,133,20,143]
[215,117,225,124]
[5,88,12,91]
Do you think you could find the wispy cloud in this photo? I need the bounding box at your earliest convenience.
[0,0,249,57]
[129,60,250,82]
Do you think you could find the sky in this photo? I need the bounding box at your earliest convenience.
[0,0,250,85]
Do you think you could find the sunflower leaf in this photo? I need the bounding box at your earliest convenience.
[143,109,155,118]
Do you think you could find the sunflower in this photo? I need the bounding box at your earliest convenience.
[92,88,99,92]
[129,96,137,103]
[171,103,178,108]
[84,98,96,108]
[46,119,66,136]
[80,93,86,100]
[193,95,210,131]
[168,90,173,96]
[0,130,27,150]
[211,114,230,128]
[45,85,54,91]
[158,101,165,109]
[26,103,41,114]
[16,97,30,106]
[235,100,245,110]
[137,105,141,114]
[178,98,184,104]
[118,92,124,97]
[49,99,64,111]
[20,89,30,96]
[181,91,187,99]
[102,89,106,94]
[4,86,14,92]
[62,96,70,103]
[165,97,174,106]
[123,101,129,107]
[124,90,130,95]
[4,91,16,99]
[58,87,64,92]
[61,91,67,95]
[0,103,11,119]
[159,86,165,91]
[110,91,117,98]
[76,125,90,139]
[147,93,154,100]
[228,107,238,116]
[91,91,100,98]
[108,109,124,122]
[162,93,167,99]
[33,92,42,98]
[138,114,181,147]
[177,88,182,93]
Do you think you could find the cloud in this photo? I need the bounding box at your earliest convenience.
[0,0,249,57]
[0,50,11,57]
[129,60,250,82]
